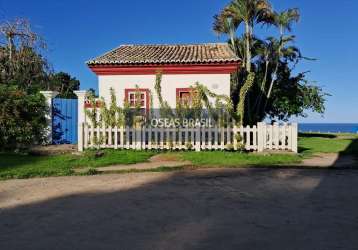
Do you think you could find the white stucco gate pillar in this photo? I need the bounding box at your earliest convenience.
[74,90,87,151]
[40,91,59,144]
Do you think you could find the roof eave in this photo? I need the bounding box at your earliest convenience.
[86,59,242,67]
[87,61,241,75]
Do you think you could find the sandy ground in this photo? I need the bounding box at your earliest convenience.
[29,144,77,156]
[82,154,192,173]
[1,168,358,250]
[300,153,357,168]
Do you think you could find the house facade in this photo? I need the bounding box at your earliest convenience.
[86,43,241,110]
[71,43,298,152]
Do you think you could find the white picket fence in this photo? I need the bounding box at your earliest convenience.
[78,122,298,153]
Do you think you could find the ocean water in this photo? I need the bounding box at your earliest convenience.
[299,123,358,134]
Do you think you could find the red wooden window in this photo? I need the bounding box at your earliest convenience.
[125,88,150,112]
[128,92,145,107]
[176,88,196,106]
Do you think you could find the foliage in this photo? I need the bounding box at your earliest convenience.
[235,133,246,151]
[99,88,124,128]
[0,18,80,95]
[48,72,80,98]
[237,72,255,124]
[0,84,48,150]
[213,0,273,72]
[87,88,97,97]
[84,91,100,127]
[265,68,328,121]
[0,46,50,92]
[154,70,174,118]
[153,72,235,126]
[185,142,193,150]
[0,18,82,149]
[0,19,50,150]
[85,88,125,148]
[87,79,235,130]
[214,2,328,124]
[0,18,45,55]
[174,82,234,127]
[124,85,147,127]
[0,18,49,92]
[85,87,146,131]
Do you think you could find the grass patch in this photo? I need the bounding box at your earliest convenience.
[0,149,156,180]
[2,133,356,180]
[74,149,156,168]
[298,133,358,155]
[170,151,302,167]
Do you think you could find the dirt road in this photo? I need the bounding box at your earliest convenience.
[1,168,358,250]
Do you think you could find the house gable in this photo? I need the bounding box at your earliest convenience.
[88,43,240,109]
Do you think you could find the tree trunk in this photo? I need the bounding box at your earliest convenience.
[264,27,284,112]
[266,61,278,99]
[261,59,269,92]
[8,36,13,62]
[245,22,251,72]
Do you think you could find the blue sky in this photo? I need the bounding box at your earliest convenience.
[1,0,357,123]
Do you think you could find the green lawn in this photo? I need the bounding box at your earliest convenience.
[298,133,358,155]
[163,133,358,167]
[174,151,301,167]
[1,133,357,180]
[0,150,155,180]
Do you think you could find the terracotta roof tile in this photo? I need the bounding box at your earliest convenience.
[86,43,240,65]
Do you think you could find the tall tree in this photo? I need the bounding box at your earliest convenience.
[0,18,45,61]
[214,3,327,124]
[214,0,273,72]
[0,18,49,91]
[49,72,80,98]
[0,18,81,95]
[266,8,300,99]
[254,35,299,116]
[213,0,274,124]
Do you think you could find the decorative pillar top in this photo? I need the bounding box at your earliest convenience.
[40,91,59,99]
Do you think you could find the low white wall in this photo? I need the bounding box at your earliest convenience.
[98,74,231,108]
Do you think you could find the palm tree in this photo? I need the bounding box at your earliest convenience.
[255,37,277,92]
[274,8,300,36]
[266,8,300,98]
[254,36,302,118]
[213,0,273,125]
[214,0,273,72]
[213,15,237,55]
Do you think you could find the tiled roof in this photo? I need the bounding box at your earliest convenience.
[86,43,240,65]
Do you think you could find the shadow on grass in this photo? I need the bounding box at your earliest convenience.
[332,137,358,168]
[340,138,358,155]
[0,153,47,169]
[298,132,337,139]
[298,146,310,154]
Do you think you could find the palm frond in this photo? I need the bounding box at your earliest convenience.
[274,8,300,33]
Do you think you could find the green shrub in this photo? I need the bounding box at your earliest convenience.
[0,84,48,150]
